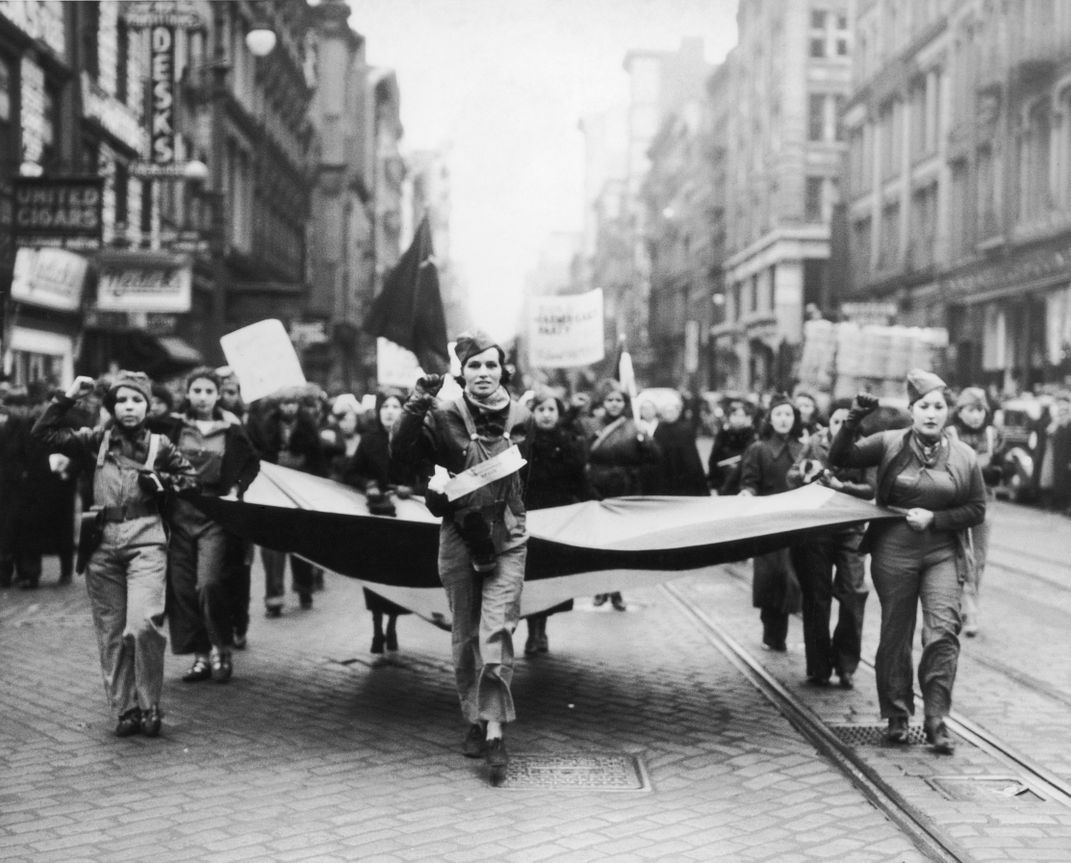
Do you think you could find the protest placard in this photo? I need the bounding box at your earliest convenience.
[527,289,604,367]
[220,319,306,402]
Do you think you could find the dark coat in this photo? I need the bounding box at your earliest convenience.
[586,416,661,498]
[652,420,709,496]
[247,409,327,477]
[520,425,591,509]
[741,433,804,612]
[707,425,756,495]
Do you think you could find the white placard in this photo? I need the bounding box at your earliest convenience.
[527,289,604,368]
[220,319,306,403]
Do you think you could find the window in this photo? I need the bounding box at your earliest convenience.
[82,2,100,79]
[808,93,826,141]
[852,216,872,284]
[805,176,824,222]
[834,95,846,141]
[879,203,900,270]
[41,85,59,168]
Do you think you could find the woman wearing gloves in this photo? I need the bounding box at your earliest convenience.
[828,371,985,753]
[32,372,198,738]
[390,332,528,781]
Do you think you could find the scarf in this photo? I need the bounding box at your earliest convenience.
[465,385,511,414]
[910,429,946,469]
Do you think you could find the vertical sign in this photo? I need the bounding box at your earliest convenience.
[150,25,175,164]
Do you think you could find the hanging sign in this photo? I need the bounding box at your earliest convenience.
[150,25,176,165]
[13,176,104,250]
[10,247,88,311]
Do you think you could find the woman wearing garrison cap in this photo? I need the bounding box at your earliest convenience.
[391,331,529,781]
[828,370,986,754]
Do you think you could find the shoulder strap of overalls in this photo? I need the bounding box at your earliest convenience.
[96,430,111,468]
[144,433,160,469]
[454,397,480,441]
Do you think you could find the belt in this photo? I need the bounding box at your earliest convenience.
[100,501,159,522]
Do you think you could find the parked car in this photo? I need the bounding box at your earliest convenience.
[993,396,1049,502]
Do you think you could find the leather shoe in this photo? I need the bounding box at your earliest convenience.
[182,656,212,682]
[838,672,854,690]
[610,593,627,612]
[211,650,232,683]
[141,705,162,737]
[886,716,910,744]
[371,634,385,654]
[463,724,486,758]
[925,717,954,754]
[485,736,508,770]
[115,707,142,737]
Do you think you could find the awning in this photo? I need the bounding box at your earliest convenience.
[79,329,204,380]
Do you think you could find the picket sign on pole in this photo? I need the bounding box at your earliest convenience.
[220,319,306,402]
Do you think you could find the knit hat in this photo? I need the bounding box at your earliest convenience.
[104,370,153,412]
[453,330,504,367]
[954,387,987,410]
[906,369,947,405]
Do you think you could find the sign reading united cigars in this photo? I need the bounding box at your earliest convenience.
[95,251,192,314]
[13,177,104,250]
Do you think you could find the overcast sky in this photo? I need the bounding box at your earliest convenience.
[347,0,738,339]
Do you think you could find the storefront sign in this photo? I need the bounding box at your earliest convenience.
[150,25,176,164]
[840,301,898,326]
[81,72,148,154]
[527,289,604,367]
[945,241,1071,301]
[122,1,202,29]
[10,247,88,311]
[95,251,192,313]
[13,177,103,249]
[0,1,66,58]
[290,321,328,349]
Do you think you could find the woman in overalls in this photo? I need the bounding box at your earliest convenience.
[33,372,198,738]
[159,367,259,684]
[391,332,529,778]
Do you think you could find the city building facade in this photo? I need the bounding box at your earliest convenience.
[715,0,852,392]
[846,0,1071,393]
[1,0,317,386]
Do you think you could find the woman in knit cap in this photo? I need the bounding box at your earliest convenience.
[32,372,198,738]
[828,370,986,754]
[946,387,1002,637]
[390,331,529,781]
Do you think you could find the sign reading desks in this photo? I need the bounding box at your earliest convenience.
[13,176,103,250]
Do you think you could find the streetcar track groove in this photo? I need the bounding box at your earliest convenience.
[713,561,1071,807]
[662,581,966,863]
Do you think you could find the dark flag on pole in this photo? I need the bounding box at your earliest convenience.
[363,215,450,374]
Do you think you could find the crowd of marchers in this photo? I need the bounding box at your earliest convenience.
[2,352,1067,768]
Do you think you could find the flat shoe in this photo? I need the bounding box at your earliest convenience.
[211,651,233,683]
[116,707,142,737]
[463,724,486,758]
[485,737,508,770]
[838,672,854,690]
[886,717,910,744]
[140,705,162,737]
[925,718,955,754]
[182,657,212,683]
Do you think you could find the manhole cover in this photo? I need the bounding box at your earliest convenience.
[828,723,931,746]
[499,752,651,791]
[929,776,1045,802]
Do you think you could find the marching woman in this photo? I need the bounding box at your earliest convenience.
[829,371,985,753]
[944,387,1001,637]
[518,389,590,654]
[160,367,260,684]
[343,390,416,655]
[32,372,198,737]
[707,397,757,495]
[391,332,529,780]
[587,380,662,610]
[738,393,805,652]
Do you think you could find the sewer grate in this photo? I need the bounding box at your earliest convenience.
[828,723,932,746]
[929,776,1045,803]
[498,752,651,791]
